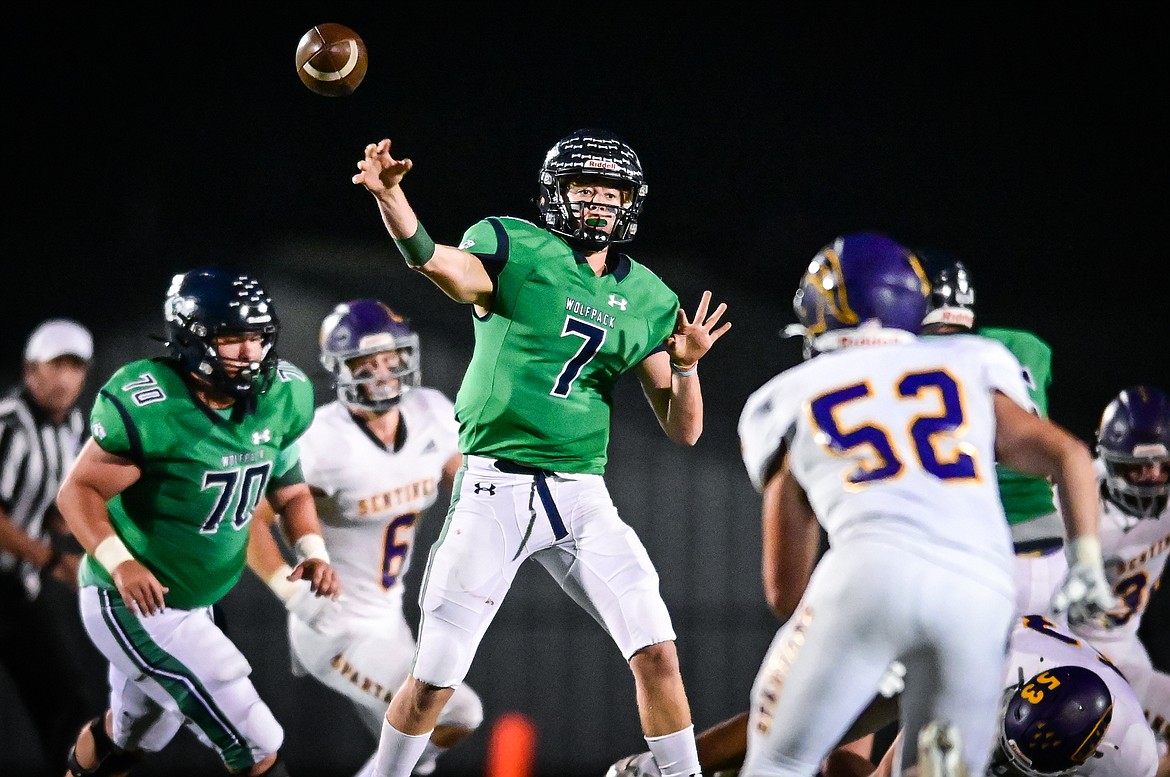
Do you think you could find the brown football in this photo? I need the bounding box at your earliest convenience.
[295,23,368,97]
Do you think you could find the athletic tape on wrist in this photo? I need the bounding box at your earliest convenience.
[294,534,330,564]
[266,564,299,605]
[394,223,436,267]
[93,535,135,574]
[670,361,698,377]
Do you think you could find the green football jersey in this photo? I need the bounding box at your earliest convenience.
[78,357,315,608]
[979,326,1058,525]
[454,217,679,473]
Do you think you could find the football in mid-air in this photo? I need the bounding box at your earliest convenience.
[295,23,367,97]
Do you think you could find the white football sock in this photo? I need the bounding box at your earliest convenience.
[370,717,432,777]
[646,724,701,777]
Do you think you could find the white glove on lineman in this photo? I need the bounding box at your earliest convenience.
[266,563,333,630]
[1050,536,1117,627]
[877,660,906,698]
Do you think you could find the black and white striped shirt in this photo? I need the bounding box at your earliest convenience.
[0,386,86,596]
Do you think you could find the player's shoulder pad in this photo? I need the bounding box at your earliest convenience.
[979,326,1054,355]
[97,357,186,405]
[266,360,315,416]
[458,216,541,252]
[738,371,798,493]
[270,359,313,388]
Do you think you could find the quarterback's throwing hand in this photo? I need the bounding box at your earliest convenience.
[352,138,413,195]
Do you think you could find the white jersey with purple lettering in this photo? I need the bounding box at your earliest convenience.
[1070,463,1170,745]
[737,334,1033,777]
[299,388,459,618]
[286,387,484,771]
[740,333,1031,570]
[1008,614,1159,777]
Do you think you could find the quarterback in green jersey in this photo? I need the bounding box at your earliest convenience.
[352,128,731,777]
[921,259,1071,621]
[56,268,340,777]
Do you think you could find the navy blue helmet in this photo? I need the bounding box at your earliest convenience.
[319,299,420,412]
[537,128,647,250]
[1096,385,1170,518]
[989,665,1113,777]
[922,258,976,330]
[163,267,280,402]
[789,232,930,358]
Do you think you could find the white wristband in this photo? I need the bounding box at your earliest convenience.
[93,535,135,574]
[265,563,300,605]
[294,534,330,564]
[670,361,698,377]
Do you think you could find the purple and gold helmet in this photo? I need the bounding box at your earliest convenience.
[789,232,930,358]
[1097,385,1170,518]
[989,665,1113,777]
[319,299,420,412]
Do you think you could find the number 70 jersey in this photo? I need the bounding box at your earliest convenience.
[739,334,1034,563]
[81,356,315,609]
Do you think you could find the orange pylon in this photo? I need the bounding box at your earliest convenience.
[484,711,538,777]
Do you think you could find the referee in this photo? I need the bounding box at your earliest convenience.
[1,318,106,776]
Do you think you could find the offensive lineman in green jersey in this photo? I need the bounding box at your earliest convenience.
[56,268,341,777]
[921,259,1070,621]
[352,129,731,777]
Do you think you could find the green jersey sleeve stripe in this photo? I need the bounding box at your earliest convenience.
[98,388,145,466]
[473,218,510,266]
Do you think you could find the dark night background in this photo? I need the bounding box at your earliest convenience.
[3,6,1167,776]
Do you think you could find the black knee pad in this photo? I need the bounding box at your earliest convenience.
[66,715,145,777]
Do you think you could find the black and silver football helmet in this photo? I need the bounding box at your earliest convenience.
[537,128,647,250]
[319,299,420,413]
[988,665,1113,777]
[922,258,976,330]
[163,267,280,402]
[1096,384,1170,518]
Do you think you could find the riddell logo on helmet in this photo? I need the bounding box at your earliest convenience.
[937,309,974,326]
[584,159,620,171]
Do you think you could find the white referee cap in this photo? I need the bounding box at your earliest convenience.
[24,318,94,362]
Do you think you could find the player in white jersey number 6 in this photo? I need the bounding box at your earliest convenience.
[247,299,483,777]
[735,233,1115,777]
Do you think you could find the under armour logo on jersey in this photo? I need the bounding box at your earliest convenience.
[458,238,477,250]
[421,440,439,454]
[252,429,272,445]
[91,421,106,440]
[473,482,496,496]
[608,294,628,310]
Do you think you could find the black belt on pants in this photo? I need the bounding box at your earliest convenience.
[1013,537,1063,556]
[493,459,568,540]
